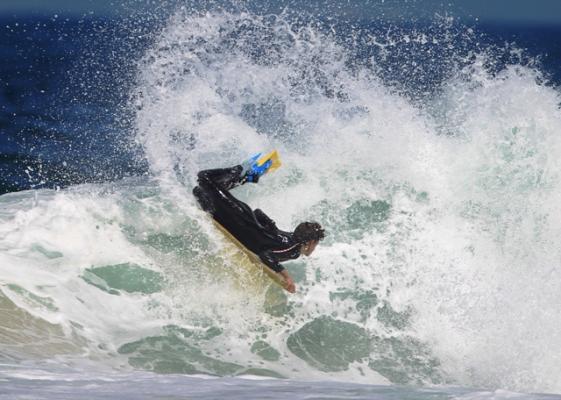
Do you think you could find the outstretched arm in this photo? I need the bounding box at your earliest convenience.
[259,250,296,293]
[279,270,296,293]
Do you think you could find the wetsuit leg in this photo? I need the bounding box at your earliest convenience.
[197,166,244,191]
[193,166,254,219]
[192,186,214,212]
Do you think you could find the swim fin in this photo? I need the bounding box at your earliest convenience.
[241,150,282,183]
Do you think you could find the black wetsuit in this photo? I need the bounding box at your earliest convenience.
[193,166,301,273]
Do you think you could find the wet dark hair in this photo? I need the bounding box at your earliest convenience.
[294,222,325,243]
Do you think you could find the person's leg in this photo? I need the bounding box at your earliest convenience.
[194,165,254,219]
[192,186,214,212]
[197,166,244,191]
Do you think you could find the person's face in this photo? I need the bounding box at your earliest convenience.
[301,240,319,256]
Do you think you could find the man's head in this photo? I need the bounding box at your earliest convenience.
[294,222,325,256]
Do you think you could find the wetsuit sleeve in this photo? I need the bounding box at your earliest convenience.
[254,209,278,231]
[259,250,284,273]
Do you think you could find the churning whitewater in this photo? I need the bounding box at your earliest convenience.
[2,6,561,396]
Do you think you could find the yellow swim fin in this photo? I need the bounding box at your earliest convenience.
[256,150,282,174]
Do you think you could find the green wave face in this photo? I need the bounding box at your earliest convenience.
[82,264,164,295]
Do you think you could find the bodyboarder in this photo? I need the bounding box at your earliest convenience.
[192,152,325,293]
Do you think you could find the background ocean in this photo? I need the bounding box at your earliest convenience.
[2,1,561,398]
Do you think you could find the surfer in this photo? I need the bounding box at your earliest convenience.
[193,153,325,293]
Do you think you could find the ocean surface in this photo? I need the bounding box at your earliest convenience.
[2,2,561,399]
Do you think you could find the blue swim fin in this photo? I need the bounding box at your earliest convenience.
[241,150,281,183]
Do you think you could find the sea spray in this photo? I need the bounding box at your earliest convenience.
[132,7,561,391]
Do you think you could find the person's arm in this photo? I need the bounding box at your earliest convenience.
[279,269,296,293]
[259,250,296,293]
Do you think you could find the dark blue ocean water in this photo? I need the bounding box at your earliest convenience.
[1,13,560,195]
[0,16,153,194]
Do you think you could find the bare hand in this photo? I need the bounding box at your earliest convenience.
[280,270,296,293]
[285,277,296,293]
